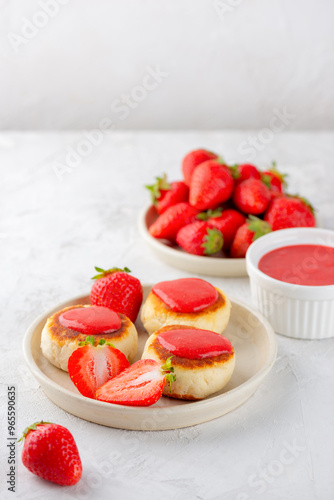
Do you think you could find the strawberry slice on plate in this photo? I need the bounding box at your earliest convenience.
[68,336,129,399]
[96,358,176,406]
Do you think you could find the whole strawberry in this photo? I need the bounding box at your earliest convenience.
[230,164,261,184]
[182,149,217,186]
[20,422,82,486]
[189,159,234,211]
[176,220,223,256]
[146,174,189,214]
[149,202,199,241]
[233,178,271,215]
[264,196,315,231]
[90,267,143,323]
[261,162,287,194]
[198,208,246,250]
[230,216,272,258]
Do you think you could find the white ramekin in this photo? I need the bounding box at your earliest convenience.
[246,228,334,340]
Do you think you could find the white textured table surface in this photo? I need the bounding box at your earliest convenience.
[1,131,334,500]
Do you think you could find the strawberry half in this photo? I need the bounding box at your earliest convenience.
[20,421,82,486]
[96,358,176,406]
[146,174,189,214]
[68,336,129,399]
[90,266,143,323]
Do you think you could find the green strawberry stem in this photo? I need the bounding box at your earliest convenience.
[247,215,272,241]
[228,164,241,179]
[92,266,131,280]
[18,421,51,442]
[78,336,115,348]
[202,228,223,255]
[145,174,171,205]
[197,208,223,221]
[161,356,176,393]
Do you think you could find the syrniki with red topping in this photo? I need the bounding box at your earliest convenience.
[140,278,231,335]
[142,325,235,400]
[41,304,138,371]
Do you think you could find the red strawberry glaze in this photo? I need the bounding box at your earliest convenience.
[59,306,121,335]
[152,278,218,313]
[157,329,233,359]
[258,244,334,286]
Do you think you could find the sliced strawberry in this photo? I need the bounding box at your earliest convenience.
[96,358,176,406]
[149,202,199,241]
[68,336,129,399]
[146,174,189,214]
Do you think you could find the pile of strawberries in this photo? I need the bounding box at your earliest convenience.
[146,149,316,258]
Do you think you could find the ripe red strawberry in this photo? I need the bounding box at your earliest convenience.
[176,220,223,256]
[96,358,176,406]
[230,216,272,258]
[146,174,189,214]
[20,422,82,486]
[68,336,129,399]
[189,159,234,211]
[264,196,315,231]
[149,202,199,241]
[90,267,143,323]
[233,178,271,215]
[261,163,288,193]
[182,149,218,186]
[230,164,261,184]
[198,208,246,250]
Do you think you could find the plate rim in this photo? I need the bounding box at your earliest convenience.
[22,290,277,427]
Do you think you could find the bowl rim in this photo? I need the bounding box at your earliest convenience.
[246,227,334,295]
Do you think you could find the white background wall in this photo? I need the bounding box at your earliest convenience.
[0,0,333,130]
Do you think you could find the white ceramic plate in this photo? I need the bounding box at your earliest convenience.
[23,287,277,431]
[138,204,247,277]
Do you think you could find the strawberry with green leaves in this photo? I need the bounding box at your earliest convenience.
[176,220,223,256]
[233,178,271,215]
[264,195,315,231]
[20,422,82,486]
[198,208,246,251]
[146,174,189,214]
[189,159,234,211]
[68,336,129,399]
[149,202,199,241]
[230,216,272,258]
[96,358,176,406]
[261,162,288,194]
[230,164,261,184]
[182,149,218,186]
[90,267,143,323]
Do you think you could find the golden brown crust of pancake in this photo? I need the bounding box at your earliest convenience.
[148,324,234,369]
[48,305,131,345]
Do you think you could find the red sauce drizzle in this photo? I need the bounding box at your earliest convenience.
[157,328,233,359]
[152,278,218,313]
[59,306,121,334]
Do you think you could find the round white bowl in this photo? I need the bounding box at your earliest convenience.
[138,204,247,277]
[246,227,334,340]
